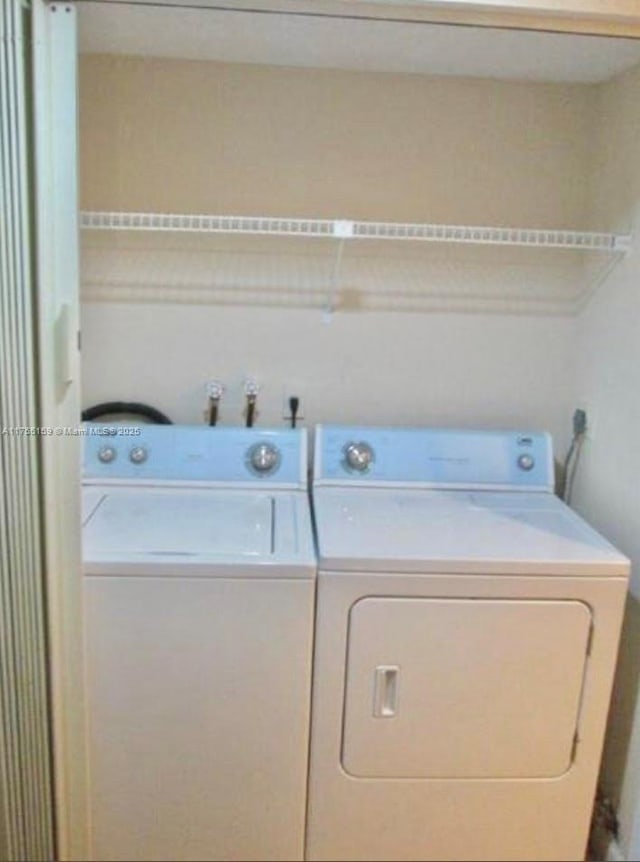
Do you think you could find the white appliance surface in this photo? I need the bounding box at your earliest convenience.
[82,486,104,525]
[87,489,273,556]
[313,487,627,574]
[82,425,315,862]
[306,425,629,862]
[83,486,312,574]
[342,596,591,779]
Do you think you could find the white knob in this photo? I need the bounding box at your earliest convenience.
[97,446,117,464]
[517,453,535,471]
[344,441,375,473]
[248,442,280,475]
[129,446,148,464]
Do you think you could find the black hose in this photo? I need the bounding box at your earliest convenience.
[82,401,173,424]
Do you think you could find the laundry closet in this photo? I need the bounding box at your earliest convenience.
[70,1,640,860]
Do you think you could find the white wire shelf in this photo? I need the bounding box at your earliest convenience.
[80,211,632,253]
[80,211,338,238]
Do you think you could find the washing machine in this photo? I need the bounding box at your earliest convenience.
[306,425,629,862]
[82,424,316,862]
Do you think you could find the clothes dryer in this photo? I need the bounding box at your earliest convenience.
[307,426,628,862]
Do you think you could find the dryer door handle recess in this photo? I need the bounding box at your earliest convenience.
[373,666,399,718]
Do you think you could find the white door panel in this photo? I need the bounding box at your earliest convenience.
[85,577,314,861]
[342,597,591,779]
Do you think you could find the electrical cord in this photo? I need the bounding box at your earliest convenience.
[562,408,587,504]
[289,396,299,429]
[564,434,585,505]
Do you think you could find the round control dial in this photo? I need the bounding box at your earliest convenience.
[343,441,375,473]
[129,446,148,465]
[247,442,281,475]
[517,453,535,471]
[97,445,117,464]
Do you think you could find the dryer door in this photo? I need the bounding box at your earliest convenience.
[342,597,591,779]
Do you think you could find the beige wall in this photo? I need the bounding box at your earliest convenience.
[79,302,575,435]
[79,54,593,445]
[573,61,640,860]
[80,54,592,226]
[78,46,640,856]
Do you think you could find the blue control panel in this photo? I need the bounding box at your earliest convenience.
[315,426,554,491]
[83,424,307,487]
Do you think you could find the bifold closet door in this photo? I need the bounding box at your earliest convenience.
[0,1,54,859]
[32,1,87,859]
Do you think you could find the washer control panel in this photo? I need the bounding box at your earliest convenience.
[83,424,306,487]
[315,426,553,491]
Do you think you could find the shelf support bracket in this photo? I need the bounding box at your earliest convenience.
[576,249,629,313]
[324,220,354,321]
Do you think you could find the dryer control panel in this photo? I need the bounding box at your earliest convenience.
[83,424,307,488]
[314,426,553,491]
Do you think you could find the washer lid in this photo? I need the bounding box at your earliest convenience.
[313,488,629,575]
[82,488,105,525]
[83,487,313,574]
[85,489,273,557]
